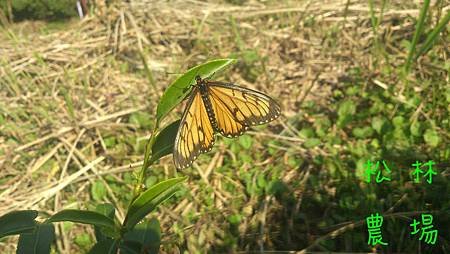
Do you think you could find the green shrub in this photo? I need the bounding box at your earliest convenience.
[0,0,77,21]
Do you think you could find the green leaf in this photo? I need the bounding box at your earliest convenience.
[392,116,405,128]
[228,214,242,225]
[87,239,119,254]
[0,210,37,239]
[299,128,314,138]
[156,59,236,124]
[123,218,160,254]
[424,128,440,147]
[404,0,430,72]
[242,49,260,64]
[17,223,55,254]
[129,112,153,129]
[371,116,386,134]
[148,120,180,166]
[46,210,118,237]
[145,176,158,188]
[304,138,321,148]
[257,174,267,188]
[95,204,115,218]
[91,180,107,201]
[267,180,289,197]
[410,121,423,137]
[119,241,142,254]
[415,2,449,59]
[352,126,374,138]
[104,137,117,148]
[337,100,356,127]
[75,233,93,249]
[94,204,116,242]
[239,135,253,149]
[124,177,187,230]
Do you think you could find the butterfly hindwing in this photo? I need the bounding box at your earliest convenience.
[173,88,215,169]
[207,81,281,137]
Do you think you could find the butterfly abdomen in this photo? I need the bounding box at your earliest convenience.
[198,81,219,131]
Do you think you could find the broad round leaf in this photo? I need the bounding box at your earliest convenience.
[424,128,440,147]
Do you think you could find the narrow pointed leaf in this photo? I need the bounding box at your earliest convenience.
[404,0,430,72]
[416,10,450,59]
[88,239,119,254]
[46,209,118,237]
[0,210,37,239]
[156,58,236,123]
[16,223,55,254]
[124,177,187,229]
[94,203,116,242]
[148,120,180,166]
[124,218,160,253]
[120,241,142,254]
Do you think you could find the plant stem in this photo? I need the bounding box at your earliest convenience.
[131,124,159,201]
[415,9,450,60]
[138,49,157,91]
[404,0,430,73]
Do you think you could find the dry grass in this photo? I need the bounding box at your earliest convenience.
[0,0,448,253]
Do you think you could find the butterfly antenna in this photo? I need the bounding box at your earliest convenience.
[166,71,183,75]
[208,71,217,81]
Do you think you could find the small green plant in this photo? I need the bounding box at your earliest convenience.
[0,59,236,253]
[403,0,450,73]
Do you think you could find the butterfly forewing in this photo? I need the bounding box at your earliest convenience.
[207,88,246,137]
[173,88,215,169]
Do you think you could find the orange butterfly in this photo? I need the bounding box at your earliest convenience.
[174,76,281,169]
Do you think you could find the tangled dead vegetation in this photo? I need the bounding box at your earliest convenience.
[0,0,448,252]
